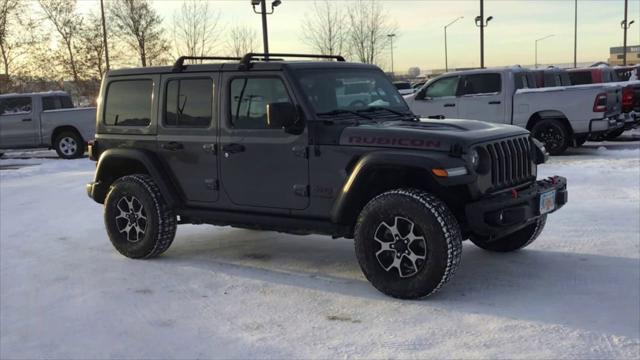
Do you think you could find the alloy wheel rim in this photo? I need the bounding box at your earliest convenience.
[115,196,148,243]
[373,216,427,278]
[59,137,78,156]
[536,125,563,151]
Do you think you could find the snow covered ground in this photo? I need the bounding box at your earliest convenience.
[1,145,639,359]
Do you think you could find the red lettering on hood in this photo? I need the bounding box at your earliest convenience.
[348,136,441,148]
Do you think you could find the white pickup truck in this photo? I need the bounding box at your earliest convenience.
[405,67,623,154]
[0,91,96,159]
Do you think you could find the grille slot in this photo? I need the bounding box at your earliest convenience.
[483,136,534,191]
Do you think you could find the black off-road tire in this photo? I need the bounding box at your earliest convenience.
[470,215,547,252]
[531,119,570,155]
[354,188,462,299]
[104,174,177,259]
[54,130,84,159]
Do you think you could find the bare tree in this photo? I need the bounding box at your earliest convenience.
[78,13,107,79]
[38,0,82,82]
[226,25,258,58]
[346,0,396,65]
[108,0,170,67]
[301,0,347,56]
[173,0,222,60]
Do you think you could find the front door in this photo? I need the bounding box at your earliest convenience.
[219,73,309,210]
[157,74,219,204]
[0,96,37,147]
[410,76,460,119]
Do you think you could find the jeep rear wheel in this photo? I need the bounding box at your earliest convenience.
[104,174,177,259]
[470,215,547,252]
[354,189,462,299]
[54,131,84,159]
[531,119,569,155]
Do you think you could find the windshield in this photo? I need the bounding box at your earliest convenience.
[296,69,410,117]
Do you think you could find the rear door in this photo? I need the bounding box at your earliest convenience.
[411,76,459,119]
[457,73,506,123]
[0,96,38,147]
[219,72,309,210]
[157,73,220,204]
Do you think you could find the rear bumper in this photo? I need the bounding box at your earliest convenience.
[620,112,640,130]
[465,176,567,237]
[587,116,624,135]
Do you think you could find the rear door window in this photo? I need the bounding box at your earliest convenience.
[569,71,592,85]
[104,80,153,126]
[164,78,213,128]
[0,97,32,115]
[43,96,74,111]
[459,73,501,95]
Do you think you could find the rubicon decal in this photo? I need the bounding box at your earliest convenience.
[347,136,441,148]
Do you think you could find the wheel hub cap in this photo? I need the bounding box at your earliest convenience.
[59,137,77,156]
[115,196,147,243]
[374,216,427,278]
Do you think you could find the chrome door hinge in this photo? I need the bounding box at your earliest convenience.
[202,143,217,155]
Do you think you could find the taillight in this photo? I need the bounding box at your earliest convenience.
[622,87,634,112]
[593,93,607,112]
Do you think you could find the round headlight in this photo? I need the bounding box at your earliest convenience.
[469,148,480,170]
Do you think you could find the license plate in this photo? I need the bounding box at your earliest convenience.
[539,190,556,215]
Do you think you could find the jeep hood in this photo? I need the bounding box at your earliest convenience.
[339,118,530,151]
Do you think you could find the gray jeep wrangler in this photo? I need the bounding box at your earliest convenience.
[87,54,568,299]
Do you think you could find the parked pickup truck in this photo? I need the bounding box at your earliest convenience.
[405,67,623,155]
[568,66,640,140]
[0,91,96,158]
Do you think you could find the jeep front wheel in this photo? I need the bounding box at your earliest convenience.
[354,189,462,299]
[104,174,177,259]
[470,215,547,252]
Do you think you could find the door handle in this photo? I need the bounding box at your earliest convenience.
[161,142,184,151]
[488,101,501,105]
[444,103,456,107]
[22,118,32,122]
[222,143,245,154]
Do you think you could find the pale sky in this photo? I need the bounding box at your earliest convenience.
[73,0,639,73]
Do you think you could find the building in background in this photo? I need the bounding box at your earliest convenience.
[609,45,640,66]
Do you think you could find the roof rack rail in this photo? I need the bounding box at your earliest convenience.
[172,56,242,72]
[239,53,345,69]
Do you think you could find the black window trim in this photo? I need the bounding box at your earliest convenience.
[103,79,154,128]
[162,77,214,129]
[227,74,296,130]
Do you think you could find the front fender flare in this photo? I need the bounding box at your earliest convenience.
[329,150,469,224]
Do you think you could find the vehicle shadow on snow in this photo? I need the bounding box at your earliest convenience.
[160,228,640,339]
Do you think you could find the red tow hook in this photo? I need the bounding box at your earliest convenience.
[511,189,518,199]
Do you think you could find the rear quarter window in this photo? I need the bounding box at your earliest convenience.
[104,80,153,127]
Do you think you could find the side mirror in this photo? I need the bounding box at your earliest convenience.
[267,102,302,134]
[415,89,428,101]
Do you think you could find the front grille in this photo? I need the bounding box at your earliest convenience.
[483,136,535,191]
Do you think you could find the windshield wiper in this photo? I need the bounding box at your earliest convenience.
[356,106,419,121]
[316,109,373,120]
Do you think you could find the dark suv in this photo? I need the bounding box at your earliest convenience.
[87,53,568,299]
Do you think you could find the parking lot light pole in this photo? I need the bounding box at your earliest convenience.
[251,0,282,60]
[444,16,463,72]
[387,33,396,77]
[621,0,635,66]
[475,0,493,69]
[535,34,554,69]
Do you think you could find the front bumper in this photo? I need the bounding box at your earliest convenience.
[465,176,567,238]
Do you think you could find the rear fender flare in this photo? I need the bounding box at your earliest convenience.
[92,148,179,206]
